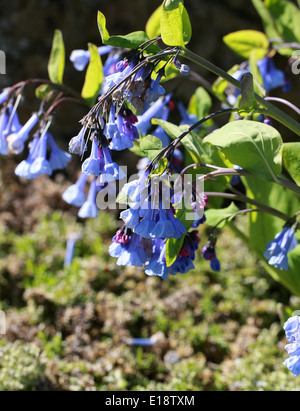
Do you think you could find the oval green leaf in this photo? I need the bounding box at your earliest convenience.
[161,0,192,47]
[223,30,269,59]
[82,43,103,107]
[48,29,65,85]
[204,120,283,182]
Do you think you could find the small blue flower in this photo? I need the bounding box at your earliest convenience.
[134,203,186,240]
[106,61,134,88]
[0,89,9,105]
[82,138,101,176]
[120,207,141,230]
[109,110,139,151]
[283,355,300,377]
[104,104,120,140]
[264,225,298,271]
[62,172,88,207]
[70,49,90,71]
[99,146,125,184]
[136,95,171,136]
[122,173,149,204]
[257,57,286,92]
[177,102,200,128]
[109,230,148,267]
[202,238,221,272]
[283,315,300,376]
[78,179,98,219]
[70,46,113,71]
[283,316,300,343]
[69,126,87,156]
[29,132,52,177]
[15,137,40,179]
[0,109,10,155]
[7,112,39,155]
[145,239,169,280]
[144,72,165,105]
[48,134,72,170]
[64,232,82,267]
[0,105,22,155]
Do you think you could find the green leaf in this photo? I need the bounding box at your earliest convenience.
[152,119,201,163]
[248,49,266,97]
[188,87,212,121]
[48,29,65,85]
[153,118,232,171]
[223,30,269,59]
[165,202,195,267]
[97,11,161,54]
[283,143,300,186]
[35,84,55,100]
[242,175,300,296]
[251,0,300,56]
[81,43,103,107]
[161,0,192,47]
[239,72,258,116]
[205,203,240,228]
[251,0,281,39]
[116,190,130,206]
[265,0,300,43]
[146,5,162,39]
[204,120,283,182]
[139,135,163,161]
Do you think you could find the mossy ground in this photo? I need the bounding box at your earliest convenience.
[0,165,299,391]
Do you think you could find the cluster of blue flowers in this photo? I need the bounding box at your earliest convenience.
[0,91,72,179]
[227,56,290,106]
[283,315,300,376]
[1,44,297,282]
[68,45,223,278]
[264,222,298,271]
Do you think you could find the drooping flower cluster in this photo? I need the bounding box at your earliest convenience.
[0,92,72,179]
[283,315,300,377]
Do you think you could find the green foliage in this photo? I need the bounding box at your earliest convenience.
[81,43,104,107]
[242,176,300,296]
[239,73,258,116]
[188,87,213,122]
[139,135,163,161]
[204,120,283,182]
[205,203,240,229]
[161,0,192,47]
[283,143,300,186]
[48,29,65,85]
[252,0,300,56]
[35,84,55,100]
[165,203,195,267]
[223,30,269,59]
[97,11,161,54]
[0,342,45,391]
[1,210,299,391]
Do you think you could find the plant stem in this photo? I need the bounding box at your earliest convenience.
[213,208,264,230]
[264,97,300,117]
[180,48,300,136]
[204,191,290,221]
